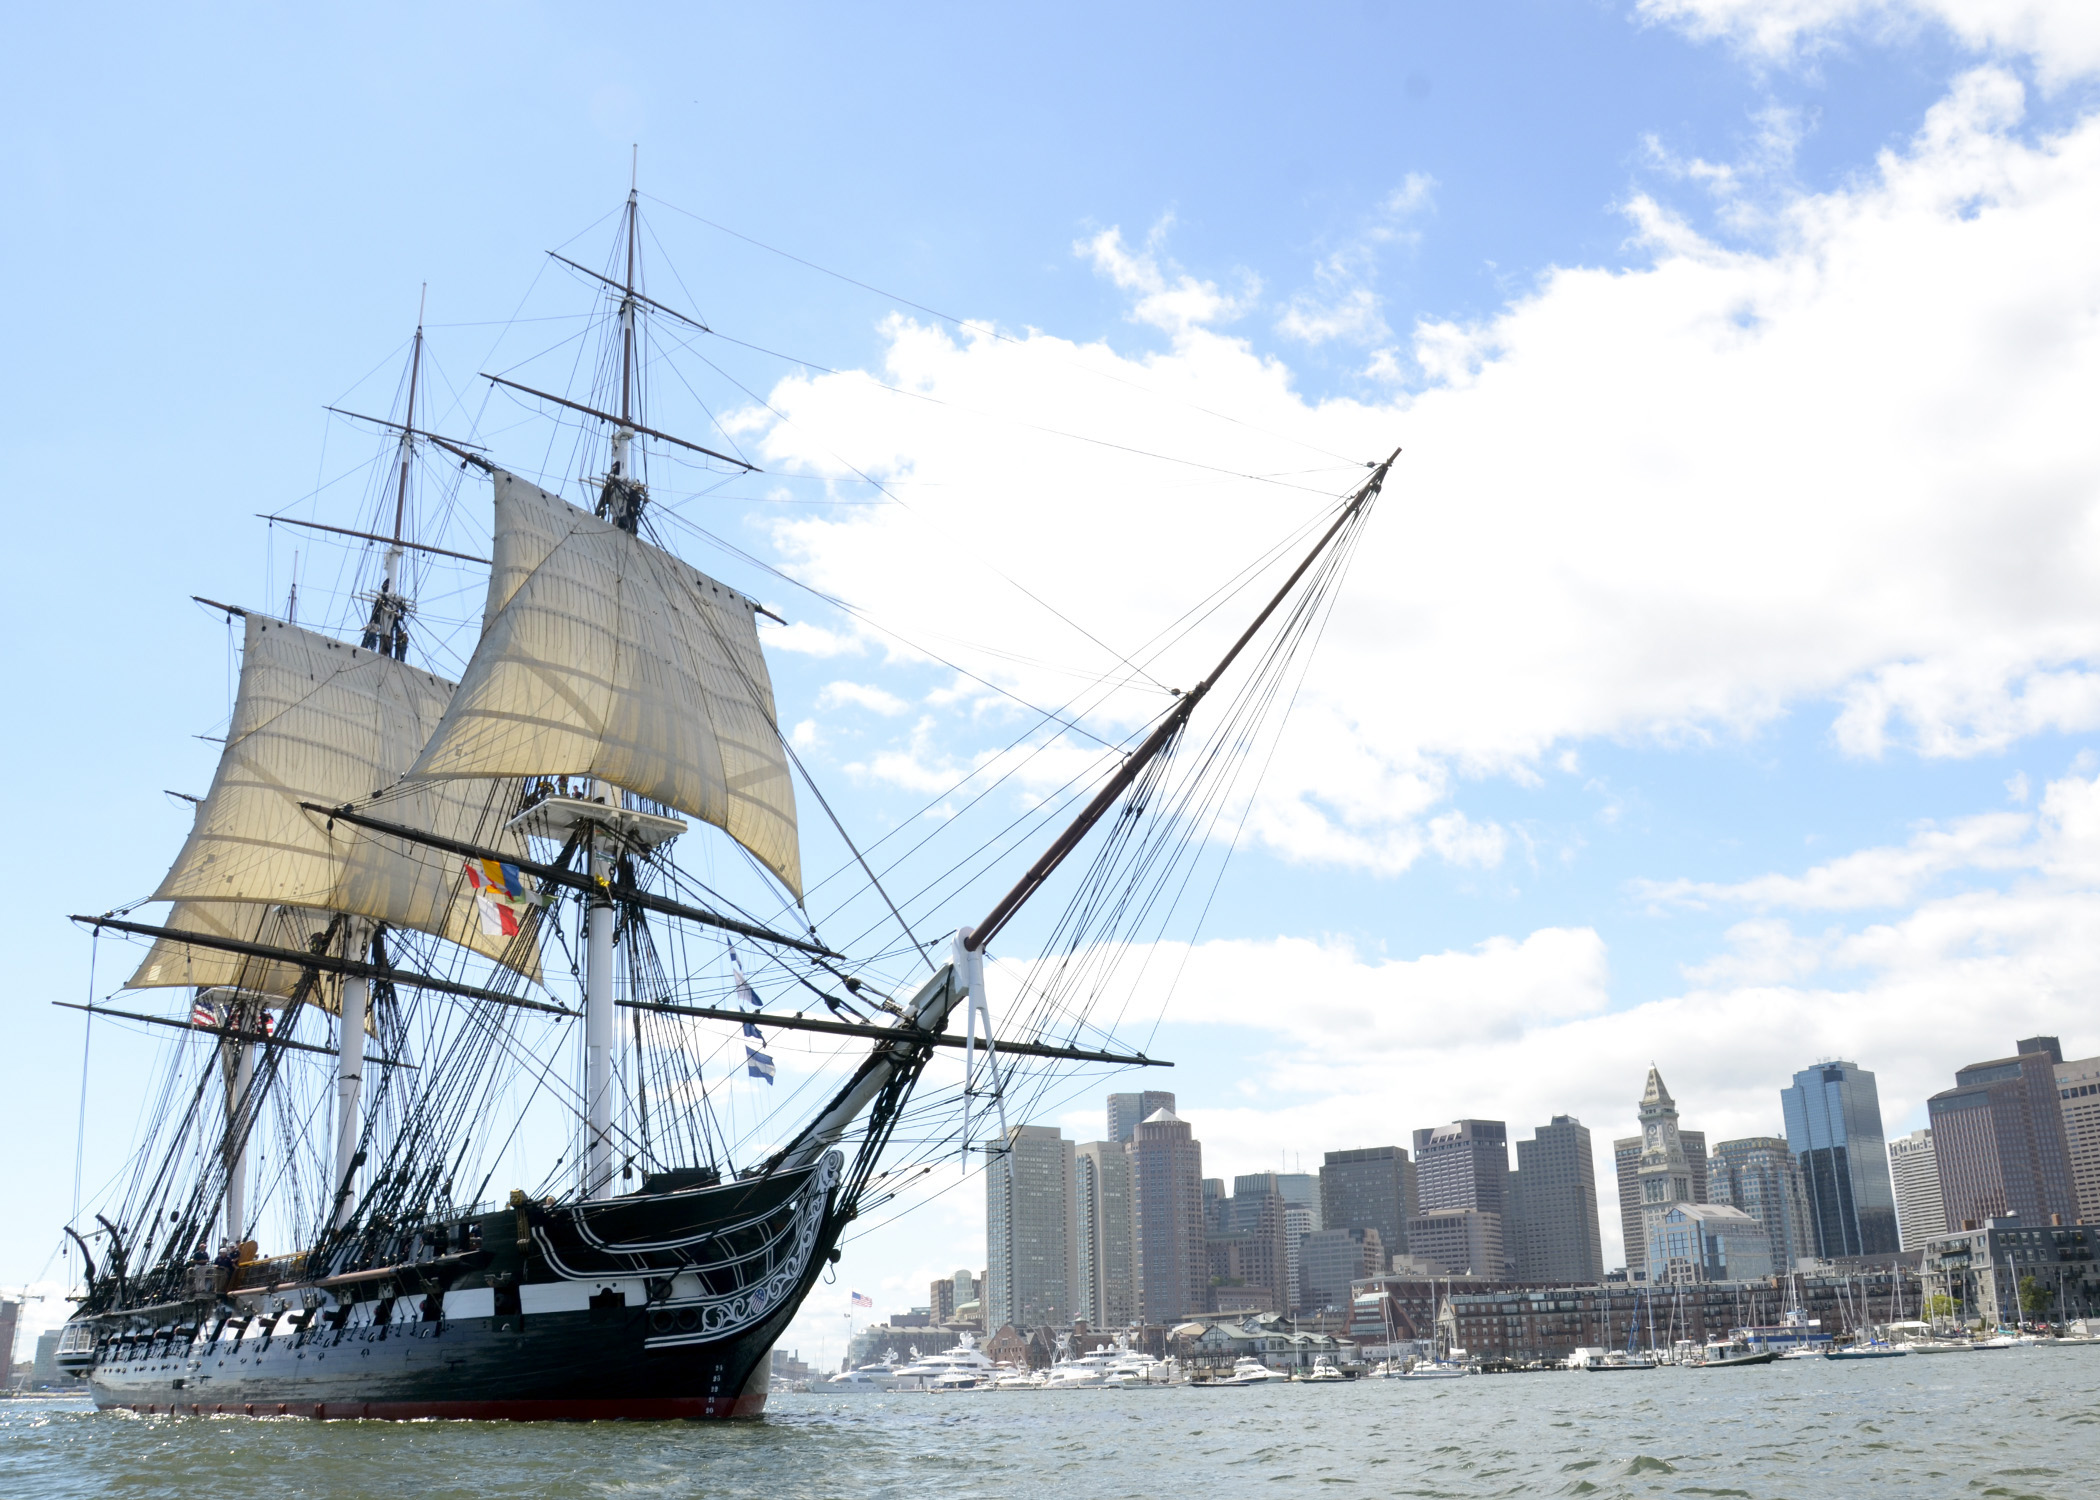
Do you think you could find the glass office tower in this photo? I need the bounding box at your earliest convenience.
[1781,1060,1900,1257]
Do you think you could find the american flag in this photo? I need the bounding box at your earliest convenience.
[851,1292,873,1310]
[191,999,217,1028]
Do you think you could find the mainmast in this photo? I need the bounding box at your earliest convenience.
[335,295,425,1226]
[590,164,645,1199]
[361,289,424,660]
[601,165,646,536]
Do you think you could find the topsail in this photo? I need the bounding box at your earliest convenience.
[405,470,802,896]
[151,614,542,979]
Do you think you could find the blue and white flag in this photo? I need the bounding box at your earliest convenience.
[745,1046,775,1083]
[743,1020,763,1040]
[731,949,761,1010]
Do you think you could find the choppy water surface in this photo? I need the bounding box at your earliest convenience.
[5,1348,2098,1500]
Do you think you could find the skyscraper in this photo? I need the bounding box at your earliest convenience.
[1681,1131,1711,1207]
[1321,1146,1417,1261]
[1632,1066,1701,1276]
[1887,1128,1947,1249]
[1510,1115,1605,1284]
[1708,1136,1814,1271]
[1108,1091,1177,1146]
[1415,1121,1512,1276]
[1075,1141,1135,1329]
[986,1125,1077,1331]
[1211,1176,1292,1315]
[1130,1108,1206,1324]
[1300,1227,1384,1312]
[2057,1046,2100,1225]
[1613,1135,1645,1277]
[1783,1059,1900,1257]
[1928,1040,2078,1230]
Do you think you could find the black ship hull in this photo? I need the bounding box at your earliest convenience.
[68,1153,843,1421]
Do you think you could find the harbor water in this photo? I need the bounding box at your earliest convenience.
[5,1348,2097,1499]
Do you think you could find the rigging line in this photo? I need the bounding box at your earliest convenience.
[666,340,1174,693]
[637,190,1363,468]
[780,733,935,975]
[684,322,1348,496]
[645,505,1122,750]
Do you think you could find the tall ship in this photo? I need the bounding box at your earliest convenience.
[53,184,1390,1419]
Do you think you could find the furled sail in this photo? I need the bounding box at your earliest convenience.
[151,614,542,980]
[404,469,802,895]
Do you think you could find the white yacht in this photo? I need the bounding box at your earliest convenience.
[1301,1356,1346,1382]
[812,1358,900,1393]
[1218,1356,1289,1385]
[888,1335,1002,1392]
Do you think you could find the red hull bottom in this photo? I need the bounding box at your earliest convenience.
[112,1393,768,1421]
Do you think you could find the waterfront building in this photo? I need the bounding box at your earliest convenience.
[1405,1208,1504,1278]
[986,1124,1077,1331]
[1782,1058,1900,1257]
[1201,1176,1227,1234]
[1108,1091,1176,1146]
[1709,1136,1815,1271]
[1646,1202,1773,1283]
[1321,1146,1416,1261]
[1888,1129,1948,1249]
[1131,1108,1208,1324]
[1300,1227,1384,1313]
[1928,1040,2078,1230]
[1350,1263,1923,1365]
[1075,1141,1135,1329]
[2054,1046,2100,1225]
[1509,1115,1605,1284]
[1923,1216,2100,1327]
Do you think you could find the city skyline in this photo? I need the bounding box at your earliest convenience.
[940,1035,2100,1344]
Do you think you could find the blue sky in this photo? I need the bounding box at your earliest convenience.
[6,2,2100,1362]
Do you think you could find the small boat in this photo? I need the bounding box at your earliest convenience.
[1825,1342,1909,1360]
[1584,1350,1656,1371]
[1906,1339,1974,1354]
[812,1360,901,1393]
[1698,1339,1779,1368]
[1218,1357,1289,1385]
[1777,1347,1823,1360]
[1300,1356,1346,1382]
[1398,1359,1469,1379]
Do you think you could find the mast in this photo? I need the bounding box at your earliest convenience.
[224,1003,255,1246]
[338,293,421,1224]
[588,164,642,1200]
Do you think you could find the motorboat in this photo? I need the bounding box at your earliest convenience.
[1398,1359,1469,1379]
[1218,1357,1289,1385]
[1584,1351,1656,1371]
[811,1359,900,1393]
[1826,1341,1909,1360]
[1300,1356,1346,1382]
[1697,1339,1779,1368]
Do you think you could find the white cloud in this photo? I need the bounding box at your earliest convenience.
[1279,175,1436,351]
[1638,0,2100,86]
[749,69,2100,873]
[817,680,911,716]
[1637,809,2033,909]
[1077,222,1254,336]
